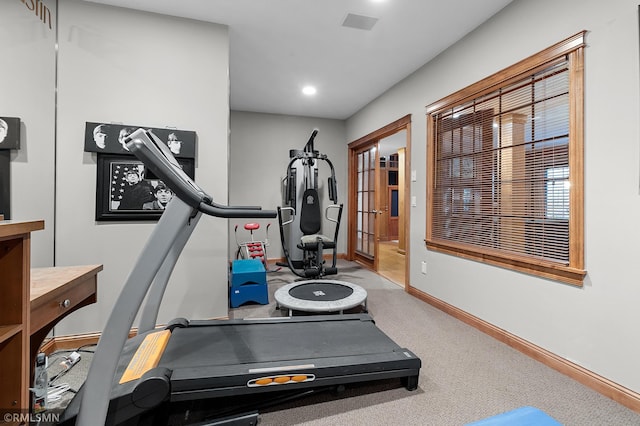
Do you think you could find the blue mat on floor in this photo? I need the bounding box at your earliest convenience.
[466,406,563,425]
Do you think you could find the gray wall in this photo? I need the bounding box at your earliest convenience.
[228,111,347,260]
[1,0,57,266]
[56,1,230,335]
[347,0,640,394]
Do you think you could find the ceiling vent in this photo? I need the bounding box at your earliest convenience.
[342,13,378,31]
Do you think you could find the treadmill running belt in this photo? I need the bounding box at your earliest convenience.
[161,316,401,367]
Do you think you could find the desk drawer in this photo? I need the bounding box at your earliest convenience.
[30,278,97,335]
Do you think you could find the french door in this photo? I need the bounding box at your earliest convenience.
[351,143,380,270]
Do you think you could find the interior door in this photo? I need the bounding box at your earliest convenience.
[351,143,380,270]
[347,114,411,288]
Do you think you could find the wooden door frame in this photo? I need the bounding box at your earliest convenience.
[347,114,412,291]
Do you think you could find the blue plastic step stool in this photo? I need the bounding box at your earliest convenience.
[230,259,268,308]
[466,406,562,426]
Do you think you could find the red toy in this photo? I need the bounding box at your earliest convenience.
[234,222,273,269]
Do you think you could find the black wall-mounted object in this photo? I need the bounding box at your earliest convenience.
[84,122,196,159]
[0,116,21,150]
[95,154,195,222]
[0,151,10,219]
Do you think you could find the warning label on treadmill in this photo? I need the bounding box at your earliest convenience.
[119,329,171,384]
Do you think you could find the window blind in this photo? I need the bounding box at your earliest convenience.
[426,31,586,285]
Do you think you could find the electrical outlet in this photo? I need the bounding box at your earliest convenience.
[421,261,427,274]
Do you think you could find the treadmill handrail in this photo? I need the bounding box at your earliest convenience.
[198,201,275,218]
[76,198,199,426]
[127,129,276,219]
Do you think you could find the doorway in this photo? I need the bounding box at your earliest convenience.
[347,115,411,289]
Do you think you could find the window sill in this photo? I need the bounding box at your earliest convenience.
[425,239,586,287]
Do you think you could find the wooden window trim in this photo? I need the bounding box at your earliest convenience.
[425,31,586,286]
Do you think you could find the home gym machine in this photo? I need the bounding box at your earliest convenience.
[277,129,343,278]
[60,129,421,426]
[275,130,369,315]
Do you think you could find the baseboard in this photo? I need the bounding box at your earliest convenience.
[408,286,640,414]
[42,331,130,354]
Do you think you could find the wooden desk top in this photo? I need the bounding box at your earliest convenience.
[0,219,44,238]
[30,264,103,308]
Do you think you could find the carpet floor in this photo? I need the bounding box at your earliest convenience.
[45,260,640,425]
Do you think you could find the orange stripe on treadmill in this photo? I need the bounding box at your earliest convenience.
[119,329,171,384]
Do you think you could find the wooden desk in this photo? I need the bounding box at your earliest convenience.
[29,265,102,375]
[0,219,101,411]
[0,220,44,412]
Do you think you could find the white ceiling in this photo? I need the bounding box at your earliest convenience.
[84,0,513,120]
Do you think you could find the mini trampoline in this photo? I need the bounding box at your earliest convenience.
[274,279,367,316]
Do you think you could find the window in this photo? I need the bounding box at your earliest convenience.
[426,32,586,286]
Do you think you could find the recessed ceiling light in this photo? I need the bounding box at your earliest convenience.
[302,86,317,96]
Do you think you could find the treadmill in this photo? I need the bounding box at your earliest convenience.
[60,129,421,426]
